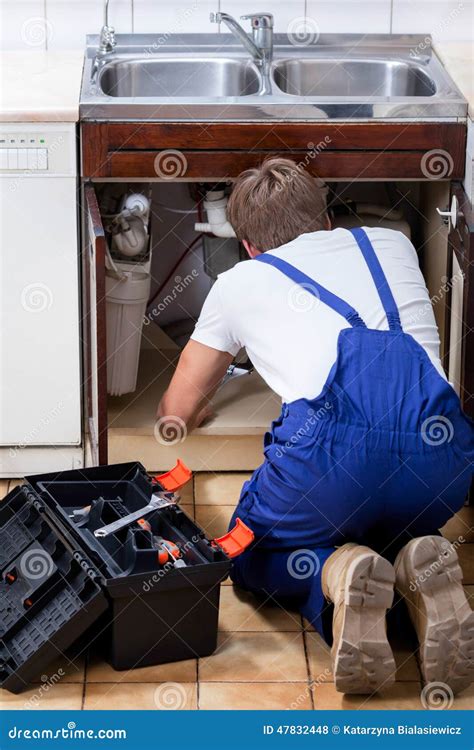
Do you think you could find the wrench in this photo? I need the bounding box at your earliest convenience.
[94,493,177,538]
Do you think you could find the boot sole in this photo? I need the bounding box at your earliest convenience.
[395,535,474,696]
[332,552,396,694]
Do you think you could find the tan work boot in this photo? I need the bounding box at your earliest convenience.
[322,543,396,694]
[394,535,474,695]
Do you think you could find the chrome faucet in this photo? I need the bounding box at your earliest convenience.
[210,11,273,95]
[92,0,116,81]
[99,0,116,55]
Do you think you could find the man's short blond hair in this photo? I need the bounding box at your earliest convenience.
[227,157,328,250]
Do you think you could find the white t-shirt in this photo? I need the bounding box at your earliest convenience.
[191,227,444,403]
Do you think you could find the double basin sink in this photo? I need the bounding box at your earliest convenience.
[80,33,467,120]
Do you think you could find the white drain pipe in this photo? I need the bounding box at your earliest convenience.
[195,190,236,238]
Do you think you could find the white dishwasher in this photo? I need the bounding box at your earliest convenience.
[0,122,83,476]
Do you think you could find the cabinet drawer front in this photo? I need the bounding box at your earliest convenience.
[106,149,450,180]
[82,122,466,181]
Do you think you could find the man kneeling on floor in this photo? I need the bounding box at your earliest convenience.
[157,158,474,695]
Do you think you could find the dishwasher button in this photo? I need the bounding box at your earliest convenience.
[7,149,18,169]
[18,149,28,170]
[27,149,39,170]
[37,148,48,170]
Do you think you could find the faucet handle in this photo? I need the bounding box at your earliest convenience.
[240,12,274,29]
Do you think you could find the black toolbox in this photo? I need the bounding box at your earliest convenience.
[0,462,232,694]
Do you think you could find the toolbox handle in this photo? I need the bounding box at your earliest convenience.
[212,518,254,559]
[152,460,192,492]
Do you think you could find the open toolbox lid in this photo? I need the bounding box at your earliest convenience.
[0,484,108,693]
[0,462,238,692]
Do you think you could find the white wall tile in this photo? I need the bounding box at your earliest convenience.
[392,0,474,41]
[1,1,472,50]
[133,0,218,35]
[0,0,48,51]
[306,0,391,34]
[46,0,132,50]
[220,0,305,33]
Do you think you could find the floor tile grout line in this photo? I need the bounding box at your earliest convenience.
[82,679,322,685]
[301,622,315,710]
[196,652,200,710]
[80,653,88,710]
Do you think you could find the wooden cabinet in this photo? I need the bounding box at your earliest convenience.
[81,121,472,469]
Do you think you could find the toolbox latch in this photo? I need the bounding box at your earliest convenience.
[212,518,254,559]
[152,460,192,492]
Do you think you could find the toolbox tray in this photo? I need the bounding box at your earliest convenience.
[0,462,231,693]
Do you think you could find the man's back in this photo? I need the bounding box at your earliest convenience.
[192,226,444,402]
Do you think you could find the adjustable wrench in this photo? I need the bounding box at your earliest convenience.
[93,492,177,538]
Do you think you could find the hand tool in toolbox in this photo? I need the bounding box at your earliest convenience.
[93,460,192,538]
[153,536,186,567]
[93,491,177,538]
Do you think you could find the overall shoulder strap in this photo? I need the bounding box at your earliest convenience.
[349,228,402,332]
[255,253,366,328]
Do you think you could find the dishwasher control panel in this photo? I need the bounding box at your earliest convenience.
[0,123,76,176]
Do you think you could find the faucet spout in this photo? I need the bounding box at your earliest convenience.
[212,12,263,61]
[210,10,274,94]
[99,0,116,56]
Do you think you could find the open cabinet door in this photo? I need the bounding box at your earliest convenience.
[444,183,473,502]
[83,185,108,465]
[445,184,474,417]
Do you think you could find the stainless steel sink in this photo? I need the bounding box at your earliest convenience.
[99,57,261,98]
[272,58,436,98]
[80,33,467,121]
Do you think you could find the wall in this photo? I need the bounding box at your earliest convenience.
[0,0,472,50]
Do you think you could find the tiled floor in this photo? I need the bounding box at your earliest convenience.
[1,474,473,710]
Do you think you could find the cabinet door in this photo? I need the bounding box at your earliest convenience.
[83,185,108,465]
[445,183,474,419]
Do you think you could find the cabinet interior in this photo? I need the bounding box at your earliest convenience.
[92,178,454,470]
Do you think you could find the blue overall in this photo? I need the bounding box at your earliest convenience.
[230,228,474,642]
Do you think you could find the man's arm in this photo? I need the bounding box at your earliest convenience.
[157,340,234,432]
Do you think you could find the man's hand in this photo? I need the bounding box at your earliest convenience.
[157,340,233,432]
[195,403,215,427]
